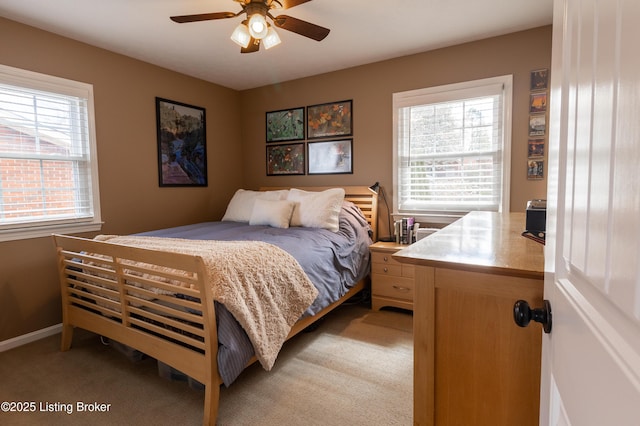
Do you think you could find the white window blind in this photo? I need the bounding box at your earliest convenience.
[393,75,512,216]
[0,65,101,241]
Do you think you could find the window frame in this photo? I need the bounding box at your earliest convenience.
[0,64,102,242]
[392,75,512,224]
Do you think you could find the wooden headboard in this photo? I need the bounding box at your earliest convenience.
[260,186,378,242]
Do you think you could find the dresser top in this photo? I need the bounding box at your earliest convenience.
[393,211,544,279]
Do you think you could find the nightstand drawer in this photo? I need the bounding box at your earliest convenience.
[372,262,402,276]
[372,251,401,265]
[371,274,414,301]
[372,255,415,278]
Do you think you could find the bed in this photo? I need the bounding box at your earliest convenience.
[52,186,377,425]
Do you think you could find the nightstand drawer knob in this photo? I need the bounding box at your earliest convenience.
[393,285,411,293]
[383,256,389,262]
[383,267,388,273]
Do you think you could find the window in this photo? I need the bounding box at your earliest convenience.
[393,75,512,220]
[0,65,101,241]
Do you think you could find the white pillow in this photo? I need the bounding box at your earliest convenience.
[222,189,289,222]
[287,188,346,232]
[249,199,295,228]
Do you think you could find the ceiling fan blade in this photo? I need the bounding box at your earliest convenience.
[170,12,236,23]
[272,15,330,41]
[275,0,313,10]
[241,38,261,54]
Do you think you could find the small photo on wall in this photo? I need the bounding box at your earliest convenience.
[529,92,547,113]
[530,68,549,91]
[528,139,545,158]
[527,159,544,180]
[529,114,546,137]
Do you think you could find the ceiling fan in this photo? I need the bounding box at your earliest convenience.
[170,0,330,53]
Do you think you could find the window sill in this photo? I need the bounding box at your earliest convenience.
[0,221,103,242]
[392,212,465,227]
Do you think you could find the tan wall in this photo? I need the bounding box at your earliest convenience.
[0,18,243,341]
[240,26,551,235]
[0,19,551,342]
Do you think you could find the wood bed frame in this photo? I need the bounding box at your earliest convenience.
[52,186,377,425]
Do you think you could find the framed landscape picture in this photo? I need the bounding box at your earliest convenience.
[307,139,353,175]
[156,97,207,187]
[266,143,305,175]
[266,107,305,142]
[307,100,353,139]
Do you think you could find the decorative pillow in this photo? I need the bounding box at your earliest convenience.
[287,187,346,232]
[222,189,289,222]
[249,199,296,229]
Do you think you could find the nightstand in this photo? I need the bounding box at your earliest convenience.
[370,241,415,311]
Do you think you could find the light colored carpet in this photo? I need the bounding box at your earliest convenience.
[0,304,413,425]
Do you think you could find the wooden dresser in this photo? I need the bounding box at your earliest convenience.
[370,241,415,311]
[393,212,544,426]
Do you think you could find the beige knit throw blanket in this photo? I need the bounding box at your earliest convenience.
[94,235,318,370]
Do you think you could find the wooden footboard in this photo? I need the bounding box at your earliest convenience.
[53,234,221,425]
[53,233,367,425]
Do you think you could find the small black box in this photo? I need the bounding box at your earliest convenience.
[526,199,546,233]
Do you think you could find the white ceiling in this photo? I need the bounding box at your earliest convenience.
[0,0,553,91]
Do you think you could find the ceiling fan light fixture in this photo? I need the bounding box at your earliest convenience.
[262,26,281,49]
[170,0,331,53]
[230,22,251,48]
[248,13,268,39]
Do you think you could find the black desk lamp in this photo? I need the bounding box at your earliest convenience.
[368,182,395,242]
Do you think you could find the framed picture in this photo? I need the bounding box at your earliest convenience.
[530,68,549,91]
[529,92,547,113]
[266,107,305,142]
[307,139,353,175]
[156,97,207,187]
[307,100,353,139]
[528,139,545,158]
[266,143,305,175]
[527,159,544,180]
[529,114,546,137]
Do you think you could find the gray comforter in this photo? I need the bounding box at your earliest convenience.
[139,201,372,385]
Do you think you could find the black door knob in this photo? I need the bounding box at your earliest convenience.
[513,299,552,334]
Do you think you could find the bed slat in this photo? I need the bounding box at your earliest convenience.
[125,297,205,332]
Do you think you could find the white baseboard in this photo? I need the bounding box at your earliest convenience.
[0,323,62,353]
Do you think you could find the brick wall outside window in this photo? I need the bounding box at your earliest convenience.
[0,125,76,219]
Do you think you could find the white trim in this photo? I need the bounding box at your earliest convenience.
[0,221,103,242]
[500,76,513,213]
[0,64,102,242]
[0,323,62,352]
[392,75,513,215]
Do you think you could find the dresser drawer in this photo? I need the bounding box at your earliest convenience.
[371,274,414,302]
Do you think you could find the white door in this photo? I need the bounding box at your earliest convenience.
[541,0,640,424]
